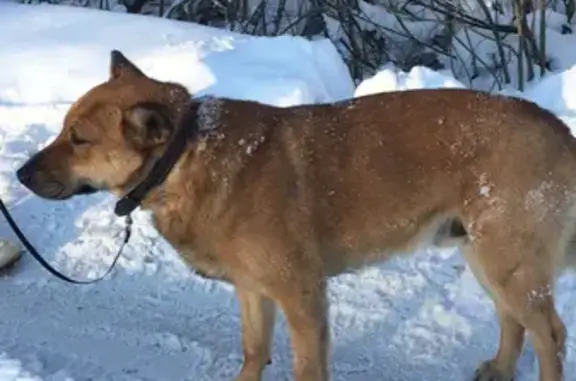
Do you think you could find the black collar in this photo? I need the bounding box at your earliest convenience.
[114,103,197,217]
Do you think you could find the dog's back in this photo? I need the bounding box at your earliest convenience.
[191,89,576,275]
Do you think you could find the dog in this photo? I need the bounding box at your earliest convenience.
[16,50,576,381]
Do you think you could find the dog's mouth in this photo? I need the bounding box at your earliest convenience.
[75,184,99,196]
[20,178,98,200]
[30,181,75,200]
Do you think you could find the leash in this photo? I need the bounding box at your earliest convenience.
[0,100,198,284]
[0,197,132,284]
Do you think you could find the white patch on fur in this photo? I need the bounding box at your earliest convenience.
[527,283,553,305]
[524,181,555,221]
[479,186,491,197]
[244,135,266,156]
[478,173,493,197]
[466,173,508,244]
[196,96,224,131]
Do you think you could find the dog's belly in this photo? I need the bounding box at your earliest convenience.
[319,213,464,276]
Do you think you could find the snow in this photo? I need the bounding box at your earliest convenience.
[524,65,576,114]
[0,3,353,106]
[0,354,42,381]
[0,2,575,381]
[355,64,465,97]
[454,7,576,92]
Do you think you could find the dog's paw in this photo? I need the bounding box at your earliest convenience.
[234,372,262,381]
[474,361,513,381]
[233,358,271,381]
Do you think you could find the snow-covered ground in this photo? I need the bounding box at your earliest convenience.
[1,2,576,381]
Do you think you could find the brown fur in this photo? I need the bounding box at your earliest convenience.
[16,51,576,381]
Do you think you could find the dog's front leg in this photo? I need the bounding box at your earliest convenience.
[277,277,329,381]
[235,288,276,381]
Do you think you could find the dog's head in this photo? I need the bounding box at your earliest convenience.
[16,50,191,200]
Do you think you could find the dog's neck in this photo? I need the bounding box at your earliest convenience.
[135,96,232,211]
[137,132,223,251]
[114,98,205,217]
[135,96,267,249]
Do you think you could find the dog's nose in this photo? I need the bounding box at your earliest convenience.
[16,165,33,186]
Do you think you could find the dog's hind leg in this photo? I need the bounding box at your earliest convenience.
[461,243,525,381]
[474,308,526,381]
[462,211,566,381]
[235,288,276,381]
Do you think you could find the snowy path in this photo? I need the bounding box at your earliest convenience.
[2,225,575,381]
[1,2,576,381]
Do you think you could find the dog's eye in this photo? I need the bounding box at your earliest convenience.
[70,130,89,146]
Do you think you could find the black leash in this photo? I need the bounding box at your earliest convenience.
[0,101,197,284]
[0,197,132,284]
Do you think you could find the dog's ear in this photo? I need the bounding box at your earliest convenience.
[123,103,172,148]
[110,50,145,80]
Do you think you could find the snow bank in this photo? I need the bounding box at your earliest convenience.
[0,2,354,107]
[355,61,576,132]
[521,64,576,137]
[355,64,465,97]
[523,64,576,114]
[191,36,353,106]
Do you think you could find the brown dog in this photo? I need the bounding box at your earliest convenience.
[16,50,576,381]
